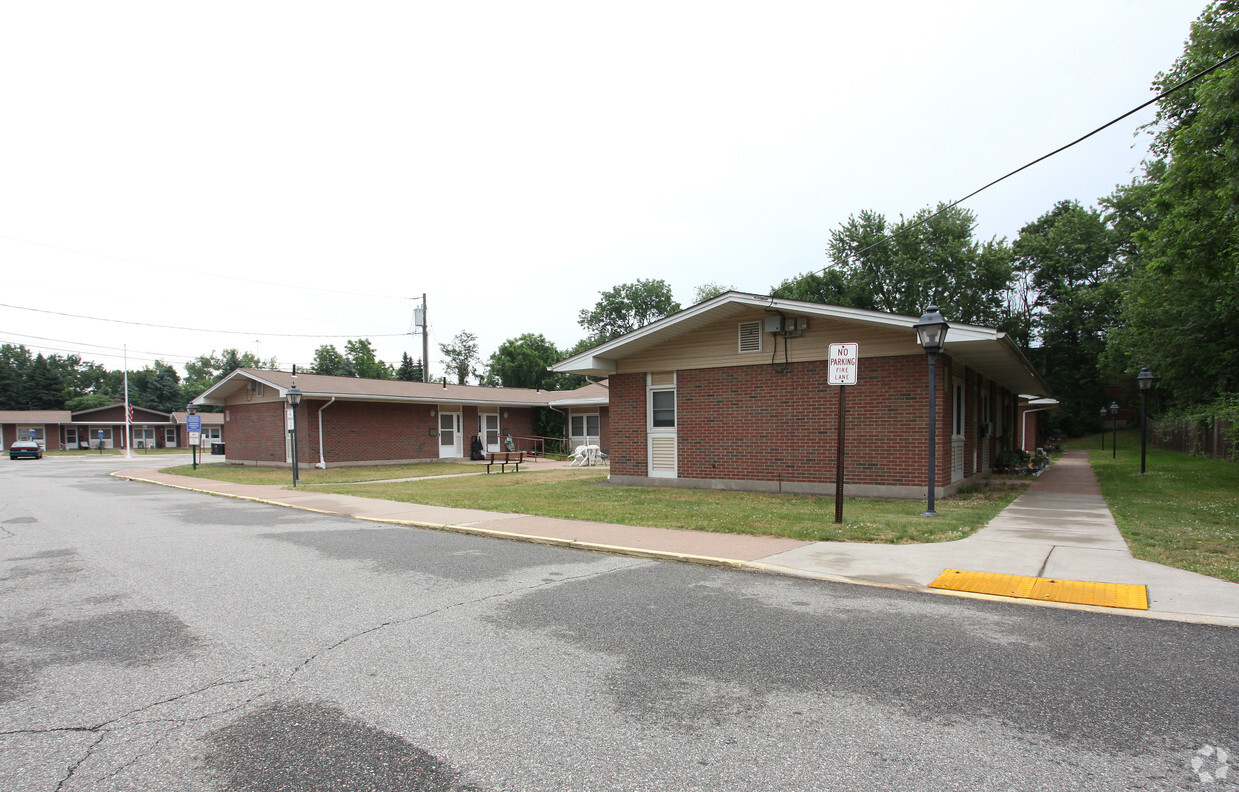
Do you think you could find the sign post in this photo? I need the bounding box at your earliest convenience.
[187,414,202,471]
[828,343,859,524]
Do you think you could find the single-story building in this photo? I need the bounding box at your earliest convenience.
[550,291,1051,499]
[0,411,72,450]
[0,404,225,451]
[547,380,610,452]
[192,369,602,468]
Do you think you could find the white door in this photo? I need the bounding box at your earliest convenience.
[439,412,461,458]
[481,413,500,453]
[133,427,156,449]
[951,378,965,482]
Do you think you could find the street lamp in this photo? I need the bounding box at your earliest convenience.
[1100,407,1108,450]
[1138,367,1155,475]
[1109,401,1119,459]
[914,305,949,518]
[286,384,302,486]
[186,403,198,471]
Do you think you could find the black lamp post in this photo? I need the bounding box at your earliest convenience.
[1100,407,1108,450]
[1138,367,1155,475]
[286,384,302,486]
[1109,401,1119,459]
[914,305,949,518]
[187,403,198,471]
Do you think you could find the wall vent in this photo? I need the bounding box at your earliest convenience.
[738,321,762,353]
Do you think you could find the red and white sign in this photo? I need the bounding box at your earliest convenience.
[828,343,858,385]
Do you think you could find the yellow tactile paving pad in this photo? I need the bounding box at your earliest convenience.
[929,569,1148,610]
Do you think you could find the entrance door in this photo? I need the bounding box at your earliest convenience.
[480,413,500,453]
[439,412,461,458]
[951,378,965,482]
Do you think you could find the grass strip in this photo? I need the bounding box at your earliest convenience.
[305,468,1024,544]
[1072,431,1239,583]
[161,461,481,485]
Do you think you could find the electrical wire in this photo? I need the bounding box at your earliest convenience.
[0,233,420,302]
[770,49,1239,300]
[0,302,411,338]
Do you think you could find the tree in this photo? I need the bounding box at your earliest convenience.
[1143,1,1239,285]
[440,331,480,385]
[1013,200,1122,435]
[344,339,392,380]
[183,348,273,404]
[692,282,731,303]
[311,344,354,378]
[822,204,1013,327]
[138,362,183,413]
[396,352,423,382]
[578,279,681,345]
[1101,4,1239,408]
[486,334,563,390]
[24,353,65,410]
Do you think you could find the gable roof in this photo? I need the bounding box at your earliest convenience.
[193,369,573,408]
[547,380,609,409]
[551,291,1050,396]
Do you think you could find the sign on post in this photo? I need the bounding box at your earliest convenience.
[828,343,858,524]
[187,415,202,446]
[828,343,858,385]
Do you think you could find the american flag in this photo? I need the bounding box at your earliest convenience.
[126,404,134,422]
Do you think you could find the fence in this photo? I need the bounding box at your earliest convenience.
[1149,416,1236,461]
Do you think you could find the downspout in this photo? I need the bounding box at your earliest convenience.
[316,397,337,469]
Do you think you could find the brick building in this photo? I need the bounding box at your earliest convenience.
[1,405,223,451]
[193,369,594,468]
[551,292,1051,499]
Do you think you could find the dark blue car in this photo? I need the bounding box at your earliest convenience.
[9,441,43,460]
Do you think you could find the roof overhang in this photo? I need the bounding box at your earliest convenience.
[551,291,1050,396]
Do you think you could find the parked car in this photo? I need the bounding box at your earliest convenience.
[9,441,44,460]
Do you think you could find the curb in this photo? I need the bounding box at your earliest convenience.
[112,471,1239,629]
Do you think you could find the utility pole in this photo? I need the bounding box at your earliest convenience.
[417,293,429,382]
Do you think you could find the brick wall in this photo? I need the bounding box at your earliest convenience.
[225,399,540,465]
[609,373,648,476]
[609,358,955,487]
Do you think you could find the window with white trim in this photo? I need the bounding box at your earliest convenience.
[651,390,676,428]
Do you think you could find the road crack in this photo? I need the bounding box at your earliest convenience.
[288,559,646,680]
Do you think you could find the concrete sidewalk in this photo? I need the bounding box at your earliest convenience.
[114,451,1239,627]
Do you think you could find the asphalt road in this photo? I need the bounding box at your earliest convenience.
[1,455,1236,791]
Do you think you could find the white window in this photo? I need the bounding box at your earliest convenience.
[651,390,675,427]
[18,425,44,442]
[738,321,762,353]
[570,414,600,438]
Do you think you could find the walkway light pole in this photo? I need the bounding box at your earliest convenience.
[286,384,302,487]
[1109,401,1119,459]
[187,403,198,471]
[1138,367,1155,475]
[1100,407,1108,450]
[914,305,949,518]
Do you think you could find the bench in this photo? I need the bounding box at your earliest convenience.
[486,451,524,473]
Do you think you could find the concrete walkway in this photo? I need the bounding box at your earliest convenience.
[115,450,1239,627]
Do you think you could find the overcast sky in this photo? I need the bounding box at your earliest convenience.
[0,1,1205,384]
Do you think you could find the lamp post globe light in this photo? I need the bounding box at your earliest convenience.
[913,305,949,518]
[286,384,302,486]
[186,403,197,471]
[1137,367,1155,475]
[1109,401,1119,460]
[1100,406,1108,450]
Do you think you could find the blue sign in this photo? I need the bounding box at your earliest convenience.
[97,430,104,439]
[29,429,36,440]
[187,415,202,433]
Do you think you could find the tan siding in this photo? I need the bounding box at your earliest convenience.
[616,311,916,374]
[225,390,285,406]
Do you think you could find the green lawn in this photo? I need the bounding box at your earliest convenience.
[1070,431,1239,583]
[307,468,1025,544]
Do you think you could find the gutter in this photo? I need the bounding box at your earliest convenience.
[316,397,337,469]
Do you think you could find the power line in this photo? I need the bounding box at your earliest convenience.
[772,49,1239,299]
[0,302,411,338]
[0,233,421,302]
[0,330,194,361]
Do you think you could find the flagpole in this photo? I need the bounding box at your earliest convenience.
[123,344,132,458]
